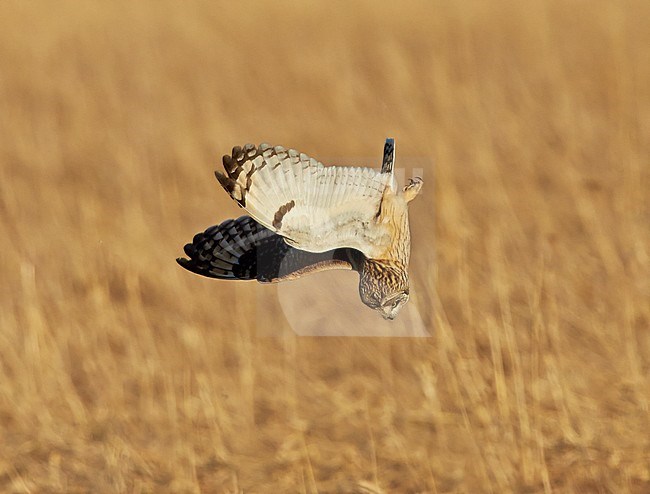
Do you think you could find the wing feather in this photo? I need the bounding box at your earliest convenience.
[177,216,364,283]
[215,144,392,257]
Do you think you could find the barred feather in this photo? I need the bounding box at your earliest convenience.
[215,144,393,257]
[177,216,363,283]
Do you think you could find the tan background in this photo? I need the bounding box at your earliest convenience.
[1,1,649,492]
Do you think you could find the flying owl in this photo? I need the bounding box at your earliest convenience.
[177,138,423,320]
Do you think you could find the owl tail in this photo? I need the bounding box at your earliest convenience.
[381,138,395,174]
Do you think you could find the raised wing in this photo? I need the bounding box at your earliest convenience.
[215,144,393,257]
[177,216,364,283]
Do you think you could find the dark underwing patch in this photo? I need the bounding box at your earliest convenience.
[272,200,296,230]
[375,193,384,219]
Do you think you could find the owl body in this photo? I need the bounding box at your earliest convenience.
[178,139,422,319]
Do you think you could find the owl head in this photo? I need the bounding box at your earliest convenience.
[359,260,410,320]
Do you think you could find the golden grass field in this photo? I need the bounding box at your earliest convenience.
[1,1,649,492]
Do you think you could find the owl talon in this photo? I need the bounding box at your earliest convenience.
[403,177,423,202]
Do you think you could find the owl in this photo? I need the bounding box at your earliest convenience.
[177,139,422,320]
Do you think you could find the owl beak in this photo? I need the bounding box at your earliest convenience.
[380,310,397,321]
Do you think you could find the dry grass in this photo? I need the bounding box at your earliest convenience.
[1,0,649,492]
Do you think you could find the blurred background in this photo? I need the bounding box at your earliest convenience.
[1,0,649,492]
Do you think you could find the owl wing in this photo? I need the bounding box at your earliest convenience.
[215,143,393,258]
[176,216,364,283]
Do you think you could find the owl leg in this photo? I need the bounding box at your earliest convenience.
[403,177,423,202]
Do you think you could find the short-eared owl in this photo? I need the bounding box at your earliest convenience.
[177,139,422,320]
